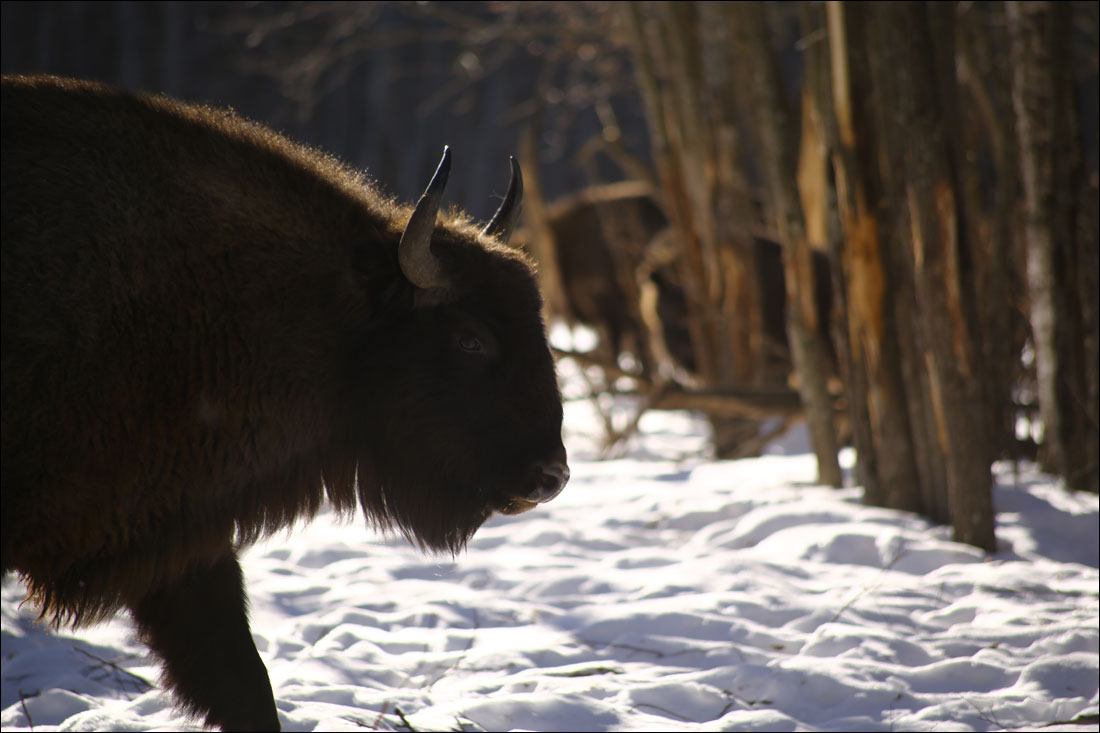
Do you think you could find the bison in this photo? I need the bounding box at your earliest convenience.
[1,75,568,731]
[540,183,834,379]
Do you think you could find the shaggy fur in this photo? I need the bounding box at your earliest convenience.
[1,75,566,731]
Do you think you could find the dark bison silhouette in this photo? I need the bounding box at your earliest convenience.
[542,183,833,377]
[1,75,568,731]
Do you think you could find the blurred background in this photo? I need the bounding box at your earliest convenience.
[3,1,1097,549]
[2,2,645,209]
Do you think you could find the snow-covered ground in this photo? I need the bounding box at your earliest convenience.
[3,355,1098,731]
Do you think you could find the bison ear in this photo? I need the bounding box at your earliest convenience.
[398,147,451,290]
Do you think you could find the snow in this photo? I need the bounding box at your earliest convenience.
[2,357,1098,731]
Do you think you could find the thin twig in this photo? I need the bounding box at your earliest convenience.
[828,550,909,624]
[631,701,695,722]
[19,690,35,729]
[960,694,1010,730]
[425,608,480,690]
[393,706,417,731]
[602,379,673,456]
[371,701,391,730]
[73,646,153,695]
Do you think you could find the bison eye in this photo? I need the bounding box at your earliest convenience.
[458,334,483,352]
[451,315,497,359]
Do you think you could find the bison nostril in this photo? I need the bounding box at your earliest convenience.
[531,461,569,503]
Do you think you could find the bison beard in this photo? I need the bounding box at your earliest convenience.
[0,75,568,731]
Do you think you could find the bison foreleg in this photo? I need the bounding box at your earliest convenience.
[129,549,280,731]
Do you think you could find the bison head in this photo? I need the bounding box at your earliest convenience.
[351,149,568,553]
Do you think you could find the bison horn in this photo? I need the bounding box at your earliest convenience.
[481,156,523,244]
[399,147,451,290]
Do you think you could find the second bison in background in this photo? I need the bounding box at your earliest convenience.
[1,75,567,731]
[540,183,834,379]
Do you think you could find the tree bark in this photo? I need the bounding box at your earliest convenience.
[956,0,1028,464]
[730,1,842,487]
[822,1,924,511]
[519,77,570,325]
[867,3,995,550]
[1008,1,1098,493]
[625,1,775,458]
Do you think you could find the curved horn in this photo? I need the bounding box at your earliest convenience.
[399,147,451,289]
[481,156,523,243]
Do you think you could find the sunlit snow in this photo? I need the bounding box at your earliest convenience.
[2,354,1097,731]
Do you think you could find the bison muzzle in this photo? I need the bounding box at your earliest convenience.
[0,75,568,731]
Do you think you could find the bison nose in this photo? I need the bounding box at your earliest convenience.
[530,461,570,504]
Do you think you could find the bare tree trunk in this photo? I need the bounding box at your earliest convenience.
[1009,1,1098,493]
[625,2,713,379]
[625,1,772,458]
[1078,171,1100,494]
[518,77,569,325]
[957,0,1028,464]
[867,3,995,550]
[802,1,878,496]
[729,1,842,487]
[822,1,923,512]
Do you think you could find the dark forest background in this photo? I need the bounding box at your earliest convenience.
[1,2,644,208]
[3,1,1098,551]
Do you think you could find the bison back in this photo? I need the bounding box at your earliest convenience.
[1,76,370,620]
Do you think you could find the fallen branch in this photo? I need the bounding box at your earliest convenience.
[721,413,802,460]
[602,379,674,456]
[555,347,817,409]
[653,387,805,420]
[554,347,843,453]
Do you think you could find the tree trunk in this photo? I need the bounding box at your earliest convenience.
[625,1,772,458]
[956,0,1028,464]
[821,1,924,512]
[866,3,995,550]
[729,1,842,487]
[519,80,570,325]
[1008,1,1098,493]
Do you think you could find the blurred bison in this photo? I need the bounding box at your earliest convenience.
[541,183,833,378]
[1,75,567,731]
